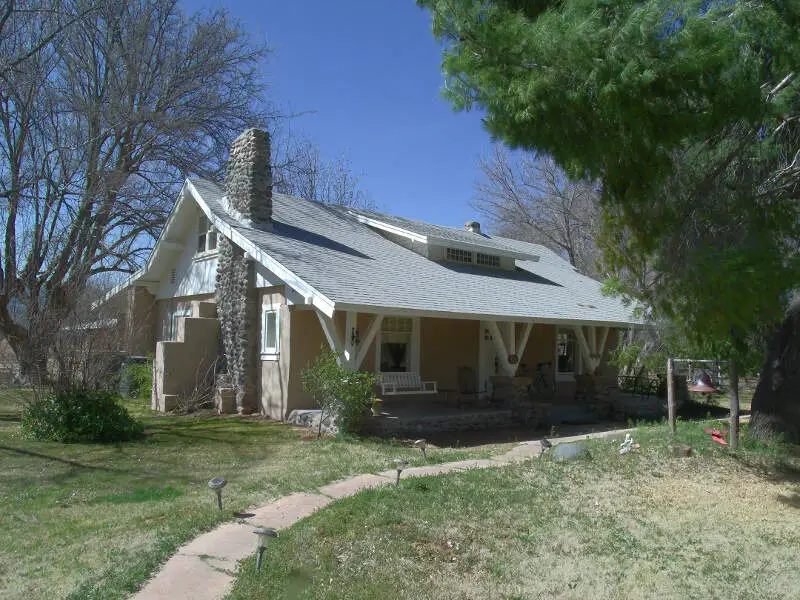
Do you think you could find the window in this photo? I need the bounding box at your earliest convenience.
[379,317,412,372]
[446,247,473,264]
[261,307,279,357]
[476,252,500,267]
[197,215,217,254]
[557,330,578,376]
[166,304,191,341]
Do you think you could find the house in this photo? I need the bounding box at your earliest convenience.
[106,128,639,420]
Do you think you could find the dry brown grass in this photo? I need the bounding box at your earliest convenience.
[231,422,800,600]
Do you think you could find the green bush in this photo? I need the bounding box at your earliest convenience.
[302,349,376,436]
[123,359,153,399]
[21,388,144,443]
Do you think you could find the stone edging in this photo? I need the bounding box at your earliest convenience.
[131,428,633,600]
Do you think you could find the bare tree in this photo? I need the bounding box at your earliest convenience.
[0,0,272,380]
[473,145,601,276]
[0,0,96,80]
[274,134,374,209]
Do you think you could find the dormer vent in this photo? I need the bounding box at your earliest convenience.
[464,221,481,234]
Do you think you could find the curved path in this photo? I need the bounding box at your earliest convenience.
[132,428,631,600]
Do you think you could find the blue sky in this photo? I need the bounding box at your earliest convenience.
[181,0,493,227]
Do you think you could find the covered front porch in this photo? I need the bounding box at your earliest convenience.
[309,307,627,432]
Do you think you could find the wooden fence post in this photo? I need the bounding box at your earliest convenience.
[667,357,676,436]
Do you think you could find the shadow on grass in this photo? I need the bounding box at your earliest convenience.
[0,444,135,474]
[777,493,800,509]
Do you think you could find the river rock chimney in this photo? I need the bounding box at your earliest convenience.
[225,128,272,225]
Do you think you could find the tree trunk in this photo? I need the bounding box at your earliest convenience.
[729,360,739,450]
[749,300,800,443]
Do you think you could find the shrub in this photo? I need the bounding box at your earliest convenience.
[302,349,376,436]
[123,359,153,399]
[21,388,144,443]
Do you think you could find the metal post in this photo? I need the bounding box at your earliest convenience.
[216,489,222,510]
[667,358,676,436]
[256,547,265,571]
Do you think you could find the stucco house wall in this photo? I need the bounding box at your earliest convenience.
[258,286,293,420]
[420,317,480,391]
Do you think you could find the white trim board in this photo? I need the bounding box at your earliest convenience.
[186,179,336,317]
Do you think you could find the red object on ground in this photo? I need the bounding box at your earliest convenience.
[704,428,729,445]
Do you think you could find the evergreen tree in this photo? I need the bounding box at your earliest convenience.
[420,0,800,439]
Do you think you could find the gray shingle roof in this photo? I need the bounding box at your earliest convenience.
[190,178,638,325]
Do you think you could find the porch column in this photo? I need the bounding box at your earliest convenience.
[487,321,535,377]
[316,309,383,371]
[572,325,611,374]
[316,309,347,368]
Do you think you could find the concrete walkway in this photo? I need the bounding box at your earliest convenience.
[131,428,631,600]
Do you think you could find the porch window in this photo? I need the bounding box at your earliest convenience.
[557,329,578,376]
[379,316,412,372]
[166,304,191,341]
[261,307,279,357]
[197,215,217,254]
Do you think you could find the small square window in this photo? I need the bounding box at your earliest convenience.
[262,308,279,355]
[197,215,217,254]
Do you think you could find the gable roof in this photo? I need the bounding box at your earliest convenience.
[189,178,638,326]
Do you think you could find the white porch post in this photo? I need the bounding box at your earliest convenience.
[572,325,594,374]
[486,321,515,377]
[353,315,383,371]
[572,325,611,374]
[315,309,347,367]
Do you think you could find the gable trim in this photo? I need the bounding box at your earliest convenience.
[186,180,336,317]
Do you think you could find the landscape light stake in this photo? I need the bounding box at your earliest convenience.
[253,527,278,571]
[393,458,409,488]
[413,439,427,461]
[208,477,227,510]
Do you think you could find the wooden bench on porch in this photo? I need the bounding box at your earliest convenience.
[379,372,438,396]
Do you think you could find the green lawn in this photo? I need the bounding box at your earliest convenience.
[230,421,800,600]
[0,389,506,600]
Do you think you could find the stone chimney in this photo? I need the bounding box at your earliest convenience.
[464,220,481,234]
[225,128,272,225]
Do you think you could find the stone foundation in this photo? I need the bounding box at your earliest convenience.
[362,409,514,437]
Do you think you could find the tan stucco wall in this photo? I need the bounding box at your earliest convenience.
[126,286,158,356]
[258,287,293,420]
[286,308,328,414]
[419,318,480,390]
[152,315,220,411]
[155,294,216,342]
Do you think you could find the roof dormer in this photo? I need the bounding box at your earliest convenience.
[345,210,538,270]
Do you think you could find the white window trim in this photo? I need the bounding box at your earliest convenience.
[555,329,580,382]
[196,215,219,257]
[373,316,420,374]
[261,305,280,360]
